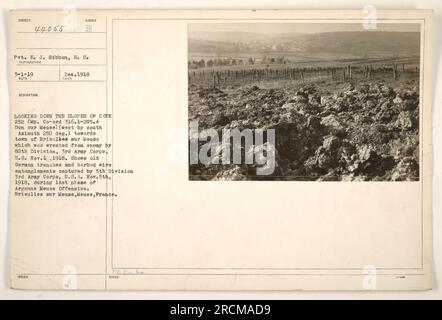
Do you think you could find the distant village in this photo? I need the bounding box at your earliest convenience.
[188,39,309,69]
[188,55,290,69]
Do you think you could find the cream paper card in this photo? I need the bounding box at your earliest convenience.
[8,9,433,290]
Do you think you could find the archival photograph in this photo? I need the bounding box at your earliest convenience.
[188,23,421,181]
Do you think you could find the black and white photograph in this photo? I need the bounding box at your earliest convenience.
[188,23,421,181]
[3,7,437,295]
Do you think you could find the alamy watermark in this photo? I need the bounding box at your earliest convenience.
[189,120,276,176]
[362,5,378,30]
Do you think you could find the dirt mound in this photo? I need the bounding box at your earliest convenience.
[188,80,419,181]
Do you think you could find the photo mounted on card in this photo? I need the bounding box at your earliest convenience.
[187,22,421,182]
[9,9,433,290]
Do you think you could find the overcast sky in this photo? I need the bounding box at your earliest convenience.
[189,23,420,34]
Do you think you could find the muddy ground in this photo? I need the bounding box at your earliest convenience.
[188,76,420,181]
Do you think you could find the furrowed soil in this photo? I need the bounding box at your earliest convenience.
[188,75,420,181]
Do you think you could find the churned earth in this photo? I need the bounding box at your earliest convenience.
[188,78,419,181]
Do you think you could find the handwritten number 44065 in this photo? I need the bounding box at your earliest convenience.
[34,25,64,33]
